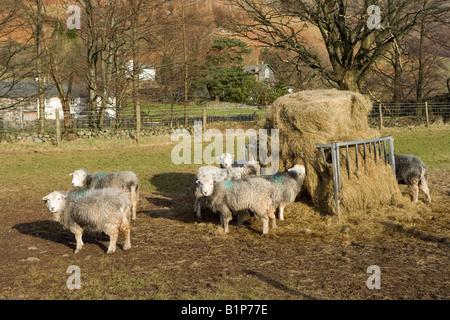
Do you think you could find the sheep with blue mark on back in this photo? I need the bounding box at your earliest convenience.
[70,169,140,220]
[394,154,431,203]
[199,164,305,235]
[42,188,132,254]
[194,161,260,220]
[260,164,306,220]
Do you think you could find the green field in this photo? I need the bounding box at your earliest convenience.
[381,126,450,168]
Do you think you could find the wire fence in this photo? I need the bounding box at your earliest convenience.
[0,101,449,134]
[367,102,450,128]
[0,104,263,133]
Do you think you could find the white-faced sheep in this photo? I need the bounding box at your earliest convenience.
[194,161,260,219]
[217,153,234,168]
[42,188,132,254]
[394,154,431,203]
[201,164,305,235]
[70,169,139,220]
[260,164,306,220]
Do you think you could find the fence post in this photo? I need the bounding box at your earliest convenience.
[202,105,207,131]
[388,136,395,176]
[55,108,61,148]
[378,103,383,130]
[425,101,429,127]
[330,143,341,221]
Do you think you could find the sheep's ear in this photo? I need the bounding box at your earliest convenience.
[69,173,73,176]
[216,156,222,160]
[42,195,49,201]
[195,180,201,186]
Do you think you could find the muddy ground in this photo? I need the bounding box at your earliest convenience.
[0,168,448,300]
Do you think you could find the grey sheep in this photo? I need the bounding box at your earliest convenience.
[260,164,306,220]
[42,188,132,254]
[194,161,260,219]
[394,154,431,203]
[201,164,305,235]
[70,169,140,220]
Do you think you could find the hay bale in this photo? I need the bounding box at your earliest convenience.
[265,89,405,215]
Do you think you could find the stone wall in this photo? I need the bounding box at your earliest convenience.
[0,127,182,144]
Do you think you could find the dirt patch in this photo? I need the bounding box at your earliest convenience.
[0,168,448,300]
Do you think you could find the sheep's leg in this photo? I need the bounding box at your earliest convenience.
[194,198,202,220]
[410,183,419,203]
[107,232,118,254]
[261,215,269,235]
[220,206,233,234]
[130,185,138,220]
[268,207,277,229]
[120,220,131,251]
[278,203,286,221]
[420,179,431,203]
[122,229,131,251]
[70,225,84,254]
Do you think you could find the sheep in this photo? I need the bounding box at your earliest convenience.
[208,178,277,235]
[217,153,234,168]
[202,164,305,235]
[194,161,260,220]
[394,154,431,203]
[42,188,132,254]
[260,164,306,220]
[70,169,139,220]
[195,160,260,181]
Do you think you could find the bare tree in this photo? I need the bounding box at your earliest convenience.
[368,0,449,102]
[226,0,443,92]
[0,1,35,101]
[43,18,82,138]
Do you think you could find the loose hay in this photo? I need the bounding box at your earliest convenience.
[265,89,411,215]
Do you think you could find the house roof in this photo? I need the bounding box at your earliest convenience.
[242,64,275,74]
[0,81,88,99]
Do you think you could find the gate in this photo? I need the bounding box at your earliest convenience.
[315,136,396,220]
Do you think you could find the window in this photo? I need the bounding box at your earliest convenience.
[264,68,270,79]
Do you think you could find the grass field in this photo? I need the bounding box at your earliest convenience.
[0,125,448,300]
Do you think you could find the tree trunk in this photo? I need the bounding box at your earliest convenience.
[131,14,141,143]
[337,70,361,92]
[416,11,426,102]
[36,0,46,134]
[88,62,98,129]
[62,98,72,138]
[181,0,189,127]
[392,52,403,104]
[85,0,99,129]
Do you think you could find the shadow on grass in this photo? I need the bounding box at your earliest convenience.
[13,220,109,252]
[149,172,196,194]
[139,172,200,224]
[379,221,449,247]
[244,269,317,300]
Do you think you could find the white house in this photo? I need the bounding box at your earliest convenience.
[126,60,156,81]
[0,81,116,128]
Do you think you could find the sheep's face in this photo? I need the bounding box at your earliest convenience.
[218,153,234,168]
[196,178,214,197]
[288,164,306,177]
[70,169,87,187]
[42,191,66,213]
